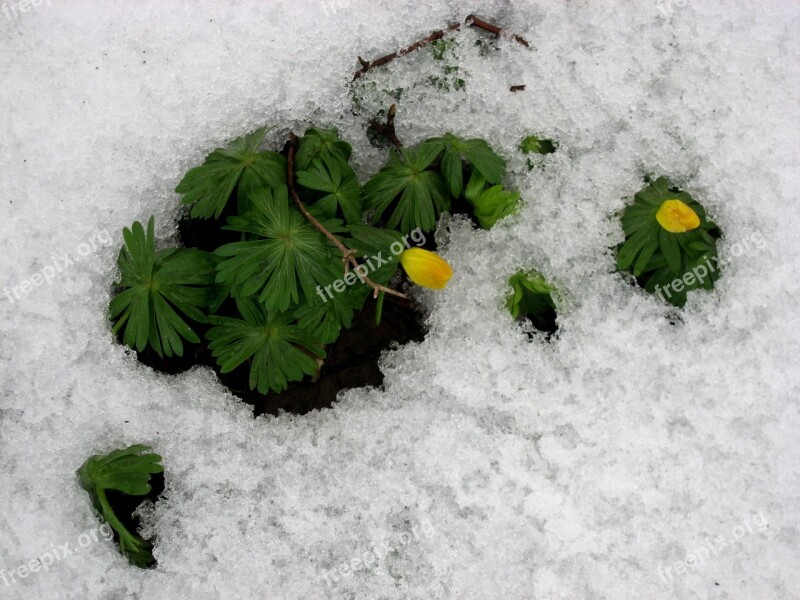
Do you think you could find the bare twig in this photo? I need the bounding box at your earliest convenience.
[352,15,529,81]
[465,14,530,47]
[510,85,526,92]
[287,132,409,301]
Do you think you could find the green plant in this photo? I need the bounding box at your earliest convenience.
[176,126,286,219]
[506,270,558,334]
[521,134,557,171]
[110,121,520,396]
[77,445,164,568]
[109,216,215,358]
[616,176,722,307]
[520,134,556,156]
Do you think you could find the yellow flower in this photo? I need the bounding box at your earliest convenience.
[399,248,453,289]
[656,199,700,233]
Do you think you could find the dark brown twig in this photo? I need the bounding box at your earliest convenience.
[287,132,409,301]
[352,15,529,81]
[465,14,530,48]
[510,85,526,92]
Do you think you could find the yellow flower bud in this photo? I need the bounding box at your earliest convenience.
[399,248,453,289]
[656,199,701,233]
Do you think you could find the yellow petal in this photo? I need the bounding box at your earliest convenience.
[655,199,701,233]
[399,248,453,289]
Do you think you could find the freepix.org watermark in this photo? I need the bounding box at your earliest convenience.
[321,520,435,587]
[315,227,426,303]
[654,230,766,303]
[2,229,113,305]
[657,512,769,583]
[2,0,50,21]
[0,523,114,587]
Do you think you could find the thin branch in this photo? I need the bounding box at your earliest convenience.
[465,14,530,47]
[352,15,529,81]
[286,132,409,301]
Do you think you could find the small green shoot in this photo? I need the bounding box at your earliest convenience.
[507,270,558,335]
[77,445,164,568]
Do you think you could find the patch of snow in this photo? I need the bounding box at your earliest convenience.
[1,1,798,599]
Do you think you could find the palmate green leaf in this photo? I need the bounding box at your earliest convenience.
[109,216,215,358]
[295,127,353,172]
[175,126,286,219]
[364,142,449,234]
[297,154,362,224]
[430,132,507,186]
[295,285,368,345]
[471,185,520,229]
[77,445,163,569]
[78,445,164,496]
[345,224,405,285]
[207,298,325,394]
[215,186,340,312]
[643,249,721,308]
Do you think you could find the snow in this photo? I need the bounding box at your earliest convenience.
[1,1,799,599]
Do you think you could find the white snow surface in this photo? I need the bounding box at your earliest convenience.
[1,1,799,599]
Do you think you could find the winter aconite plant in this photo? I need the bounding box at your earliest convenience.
[616,176,722,307]
[110,119,521,397]
[77,445,164,568]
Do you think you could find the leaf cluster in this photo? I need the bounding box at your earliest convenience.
[364,132,519,233]
[111,125,516,394]
[616,177,722,307]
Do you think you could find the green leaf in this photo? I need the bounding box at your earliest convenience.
[520,135,556,155]
[345,224,405,285]
[472,185,520,229]
[506,270,557,332]
[430,133,506,184]
[207,298,325,394]
[175,126,287,219]
[616,228,650,271]
[441,145,464,198]
[295,285,367,345]
[363,143,449,234]
[110,217,215,358]
[77,445,163,568]
[297,154,363,224]
[464,170,487,204]
[633,235,660,277]
[659,228,682,274]
[295,127,353,172]
[215,186,340,312]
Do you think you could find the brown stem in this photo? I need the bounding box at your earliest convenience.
[287,132,409,301]
[465,14,530,47]
[352,15,529,81]
[368,103,403,149]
